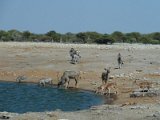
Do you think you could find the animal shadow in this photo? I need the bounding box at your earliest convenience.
[114,67,119,69]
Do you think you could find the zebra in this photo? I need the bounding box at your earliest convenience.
[71,54,81,64]
[117,53,123,69]
[69,48,81,64]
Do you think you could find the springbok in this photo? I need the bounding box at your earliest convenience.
[96,82,117,96]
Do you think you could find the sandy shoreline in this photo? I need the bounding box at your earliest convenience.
[0,42,160,120]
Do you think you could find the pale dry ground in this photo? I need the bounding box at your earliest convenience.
[0,42,160,120]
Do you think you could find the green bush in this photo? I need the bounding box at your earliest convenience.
[149,40,160,44]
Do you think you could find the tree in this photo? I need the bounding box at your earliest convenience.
[22,31,31,40]
[111,31,125,42]
[0,29,159,44]
[95,34,115,44]
[8,30,22,41]
[76,32,88,43]
[62,32,76,43]
[45,30,61,42]
[125,32,141,43]
[85,32,102,43]
[37,34,52,42]
[0,30,8,41]
[46,30,56,37]
[150,32,160,41]
[140,36,151,44]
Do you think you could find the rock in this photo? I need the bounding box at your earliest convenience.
[133,88,149,92]
[130,105,149,110]
[0,115,10,119]
[58,119,69,120]
[130,92,143,97]
[146,111,160,120]
[130,88,160,97]
[120,102,136,107]
[46,112,58,118]
[153,111,160,117]
[96,55,99,57]
[91,82,97,85]
[0,112,11,119]
[136,70,143,72]
[109,75,114,79]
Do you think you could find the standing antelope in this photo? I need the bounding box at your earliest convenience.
[101,67,111,84]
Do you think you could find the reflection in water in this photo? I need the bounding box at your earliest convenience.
[0,82,104,113]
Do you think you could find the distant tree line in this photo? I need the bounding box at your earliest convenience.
[0,29,160,44]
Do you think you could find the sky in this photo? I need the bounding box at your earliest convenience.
[0,0,160,34]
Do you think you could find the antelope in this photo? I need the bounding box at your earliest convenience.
[57,70,81,89]
[96,82,117,96]
[101,67,111,84]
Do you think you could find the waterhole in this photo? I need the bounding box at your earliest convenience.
[0,82,105,113]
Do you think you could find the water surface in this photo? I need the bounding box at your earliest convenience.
[0,81,104,113]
